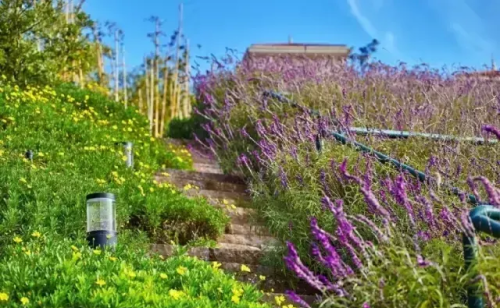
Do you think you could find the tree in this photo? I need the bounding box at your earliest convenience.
[348,38,379,71]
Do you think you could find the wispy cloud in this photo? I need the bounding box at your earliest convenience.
[346,0,404,61]
[429,0,497,61]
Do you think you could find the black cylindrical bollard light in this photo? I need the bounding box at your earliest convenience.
[124,142,133,168]
[86,192,117,249]
[115,142,133,168]
[25,150,33,162]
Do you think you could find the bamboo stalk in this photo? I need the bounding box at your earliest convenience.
[114,30,120,102]
[159,60,168,136]
[183,39,190,118]
[122,47,128,108]
[148,58,154,134]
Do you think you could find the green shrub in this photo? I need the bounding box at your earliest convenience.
[0,82,228,247]
[0,232,269,307]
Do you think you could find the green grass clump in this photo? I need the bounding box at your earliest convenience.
[0,81,228,247]
[0,232,269,307]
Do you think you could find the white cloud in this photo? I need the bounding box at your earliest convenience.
[346,0,403,60]
[429,0,497,59]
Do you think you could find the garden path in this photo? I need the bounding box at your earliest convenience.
[152,139,317,307]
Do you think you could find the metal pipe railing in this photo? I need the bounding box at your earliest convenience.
[263,90,497,145]
[463,205,500,308]
[264,89,497,308]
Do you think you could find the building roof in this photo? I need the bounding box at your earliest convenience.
[245,43,350,57]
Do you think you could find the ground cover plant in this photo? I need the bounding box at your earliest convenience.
[0,232,268,308]
[0,78,274,307]
[193,55,500,307]
[0,78,228,246]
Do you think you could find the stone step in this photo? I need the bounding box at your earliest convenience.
[184,188,251,205]
[220,207,258,225]
[219,234,279,249]
[261,293,318,307]
[151,243,266,265]
[193,162,223,174]
[226,223,271,236]
[220,262,275,276]
[158,169,247,193]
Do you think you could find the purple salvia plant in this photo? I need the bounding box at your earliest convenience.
[284,241,330,291]
[482,124,500,141]
[340,159,392,218]
[284,290,312,308]
[279,167,289,190]
[472,176,500,206]
[310,217,354,277]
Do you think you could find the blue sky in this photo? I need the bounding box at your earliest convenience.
[84,0,500,75]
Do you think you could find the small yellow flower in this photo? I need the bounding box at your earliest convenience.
[0,292,8,301]
[176,266,187,276]
[95,279,106,286]
[259,275,266,281]
[37,152,44,157]
[160,273,168,279]
[13,236,22,243]
[240,264,251,272]
[168,289,184,300]
[93,249,102,255]
[275,295,286,305]
[20,297,29,305]
[231,295,240,304]
[212,262,221,269]
[109,256,117,262]
[223,199,229,205]
[31,231,41,238]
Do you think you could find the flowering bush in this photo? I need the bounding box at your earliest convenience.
[0,232,269,307]
[0,79,228,247]
[193,55,500,307]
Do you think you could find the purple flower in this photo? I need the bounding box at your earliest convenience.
[473,176,500,206]
[284,290,312,308]
[482,124,500,140]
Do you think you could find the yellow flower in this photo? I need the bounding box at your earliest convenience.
[259,275,266,281]
[31,231,41,238]
[37,152,44,157]
[223,199,229,205]
[13,236,22,243]
[20,297,29,305]
[240,264,251,272]
[176,266,187,276]
[231,295,240,304]
[109,256,117,262]
[0,292,9,301]
[168,289,184,300]
[275,295,286,305]
[95,279,106,286]
[212,262,221,270]
[160,273,168,279]
[93,249,102,255]
[149,187,154,193]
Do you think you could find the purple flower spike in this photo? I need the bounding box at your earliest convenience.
[482,124,500,140]
[473,176,500,206]
[285,290,312,308]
